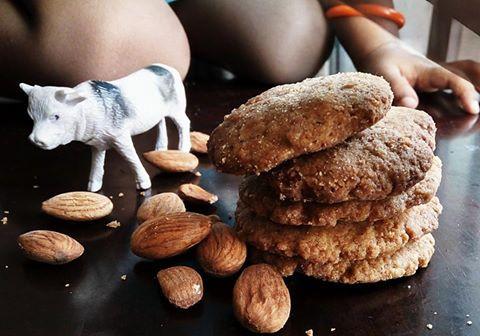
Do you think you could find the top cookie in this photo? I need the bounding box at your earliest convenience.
[265,107,436,203]
[208,73,393,175]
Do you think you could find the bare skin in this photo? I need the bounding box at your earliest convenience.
[0,0,478,114]
[172,0,333,84]
[320,0,480,114]
[0,0,190,98]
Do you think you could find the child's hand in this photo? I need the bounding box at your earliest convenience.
[359,42,480,114]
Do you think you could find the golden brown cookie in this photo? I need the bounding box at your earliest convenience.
[250,234,435,284]
[208,73,392,175]
[265,107,436,203]
[235,198,441,264]
[239,156,442,227]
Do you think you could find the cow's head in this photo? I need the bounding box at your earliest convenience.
[20,83,87,150]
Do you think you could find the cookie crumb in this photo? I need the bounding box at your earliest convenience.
[330,328,336,332]
[466,314,470,317]
[433,312,437,315]
[3,210,9,214]
[109,195,113,199]
[33,185,39,189]
[194,171,202,177]
[121,274,127,281]
[467,321,472,326]
[118,192,124,197]
[5,265,8,269]
[426,324,433,330]
[1,217,7,225]
[305,329,313,336]
[407,285,411,289]
[106,220,121,229]
[65,283,70,288]
[140,191,146,196]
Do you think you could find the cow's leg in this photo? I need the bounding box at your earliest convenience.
[113,135,151,190]
[88,147,106,192]
[169,107,191,153]
[155,117,168,151]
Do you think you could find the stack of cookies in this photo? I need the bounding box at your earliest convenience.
[208,73,442,284]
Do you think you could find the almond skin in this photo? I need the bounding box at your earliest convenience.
[42,191,113,221]
[157,266,203,309]
[137,192,186,223]
[131,212,212,259]
[143,150,199,173]
[18,230,84,265]
[233,264,291,333]
[197,222,246,277]
[190,131,210,154]
[178,183,218,204]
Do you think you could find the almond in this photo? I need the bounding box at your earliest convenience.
[197,222,246,277]
[190,131,210,154]
[18,230,84,265]
[136,192,186,223]
[233,264,291,333]
[157,266,203,309]
[178,184,218,204]
[42,191,113,221]
[143,150,199,173]
[131,212,212,259]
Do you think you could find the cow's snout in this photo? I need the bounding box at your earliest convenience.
[29,133,47,148]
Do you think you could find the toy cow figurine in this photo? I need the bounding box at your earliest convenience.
[20,64,191,192]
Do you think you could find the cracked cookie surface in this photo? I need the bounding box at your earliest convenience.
[235,198,441,264]
[239,157,441,226]
[264,107,436,203]
[208,73,392,175]
[250,234,435,284]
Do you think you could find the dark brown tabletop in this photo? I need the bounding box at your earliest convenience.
[0,81,479,336]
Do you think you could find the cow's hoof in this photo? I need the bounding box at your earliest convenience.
[88,180,103,192]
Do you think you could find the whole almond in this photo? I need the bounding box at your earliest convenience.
[197,222,246,277]
[143,150,199,172]
[157,266,203,309]
[42,191,113,221]
[190,131,210,154]
[131,212,212,259]
[233,264,291,333]
[137,192,186,223]
[178,184,218,204]
[18,230,84,265]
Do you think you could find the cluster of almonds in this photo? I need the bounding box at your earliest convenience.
[16,130,289,334]
[132,194,290,333]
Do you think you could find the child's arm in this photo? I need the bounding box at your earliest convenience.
[320,0,479,114]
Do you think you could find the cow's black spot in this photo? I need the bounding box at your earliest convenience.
[145,65,175,100]
[89,80,130,127]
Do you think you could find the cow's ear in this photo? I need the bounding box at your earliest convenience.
[19,83,35,95]
[55,88,87,106]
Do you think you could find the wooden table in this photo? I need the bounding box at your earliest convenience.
[1,81,479,336]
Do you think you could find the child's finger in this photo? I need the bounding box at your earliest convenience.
[382,68,419,108]
[448,74,479,114]
[418,67,479,114]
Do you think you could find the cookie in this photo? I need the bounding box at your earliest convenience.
[250,234,435,284]
[239,156,442,227]
[265,107,436,203]
[208,73,392,175]
[251,234,435,284]
[235,197,441,264]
